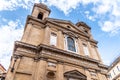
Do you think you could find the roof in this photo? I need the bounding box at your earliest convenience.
[0,64,6,71]
[108,56,120,71]
[34,3,51,13]
[76,21,91,29]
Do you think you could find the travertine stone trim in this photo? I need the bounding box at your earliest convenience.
[87,42,93,58]
[78,38,84,56]
[21,23,33,42]
[43,26,50,45]
[56,63,64,80]
[97,72,103,80]
[84,68,91,80]
[35,59,47,80]
[95,47,103,62]
[58,30,64,49]
[5,55,21,80]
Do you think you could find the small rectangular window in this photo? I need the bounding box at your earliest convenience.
[113,70,116,75]
[109,73,112,78]
[117,66,120,71]
[83,44,90,56]
[50,33,57,46]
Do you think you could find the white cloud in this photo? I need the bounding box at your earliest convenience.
[0,0,40,11]
[85,11,96,21]
[100,20,120,34]
[91,0,120,34]
[42,0,81,15]
[42,0,100,15]
[42,0,120,34]
[0,19,23,69]
[0,0,120,68]
[0,0,120,34]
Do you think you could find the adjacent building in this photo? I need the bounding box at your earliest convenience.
[5,3,108,80]
[108,56,120,80]
[0,64,6,80]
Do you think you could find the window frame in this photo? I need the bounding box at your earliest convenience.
[37,12,43,20]
[117,66,120,71]
[50,32,57,46]
[65,35,78,53]
[83,43,90,56]
[113,70,116,75]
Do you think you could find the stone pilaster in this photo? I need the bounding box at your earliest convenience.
[34,59,47,80]
[58,31,64,49]
[21,23,33,42]
[56,62,64,80]
[97,72,103,80]
[87,42,93,58]
[85,68,91,80]
[43,26,50,45]
[5,55,22,80]
[78,38,84,55]
[95,47,102,62]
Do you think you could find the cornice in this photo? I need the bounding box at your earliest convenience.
[46,18,85,33]
[24,15,45,32]
[45,19,90,38]
[76,22,91,29]
[108,56,120,71]
[24,16,91,40]
[112,73,120,80]
[98,63,108,69]
[0,64,6,71]
[39,44,100,64]
[89,39,98,44]
[32,3,51,13]
[14,41,38,53]
[14,41,108,71]
[14,41,99,64]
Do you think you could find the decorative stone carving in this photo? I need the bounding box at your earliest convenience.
[64,70,87,80]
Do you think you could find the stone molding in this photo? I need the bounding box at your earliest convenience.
[24,15,98,44]
[15,41,99,63]
[64,70,87,80]
[76,22,91,29]
[14,41,108,72]
[34,3,51,13]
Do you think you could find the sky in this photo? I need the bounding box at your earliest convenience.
[0,0,120,69]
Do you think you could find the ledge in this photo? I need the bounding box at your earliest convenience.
[14,41,100,64]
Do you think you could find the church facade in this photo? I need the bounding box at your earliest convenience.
[5,3,108,80]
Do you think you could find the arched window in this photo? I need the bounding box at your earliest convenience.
[67,37,76,52]
[37,12,43,20]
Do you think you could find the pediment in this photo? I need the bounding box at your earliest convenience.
[46,18,85,33]
[64,70,87,80]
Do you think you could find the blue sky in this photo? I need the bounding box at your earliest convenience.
[0,0,120,69]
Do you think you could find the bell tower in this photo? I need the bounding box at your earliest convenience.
[31,3,51,20]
